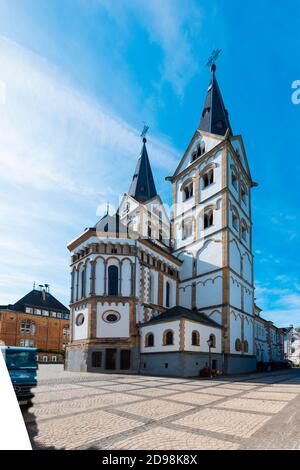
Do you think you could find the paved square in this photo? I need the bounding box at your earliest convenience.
[23,366,300,450]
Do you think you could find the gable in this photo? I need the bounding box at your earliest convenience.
[229,135,252,180]
[172,130,224,179]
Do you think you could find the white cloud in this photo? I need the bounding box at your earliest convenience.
[96,0,202,95]
[0,36,180,307]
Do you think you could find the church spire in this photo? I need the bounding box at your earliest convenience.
[198,63,232,136]
[128,132,157,203]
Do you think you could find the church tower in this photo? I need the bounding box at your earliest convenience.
[168,64,256,373]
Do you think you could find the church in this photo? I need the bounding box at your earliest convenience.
[66,63,259,376]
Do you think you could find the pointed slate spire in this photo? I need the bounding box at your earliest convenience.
[198,64,232,136]
[128,136,157,203]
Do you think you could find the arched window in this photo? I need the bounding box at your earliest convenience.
[232,209,239,231]
[191,142,205,162]
[166,281,170,308]
[231,169,238,190]
[241,221,248,242]
[235,338,242,352]
[147,221,152,239]
[204,209,213,229]
[182,182,193,201]
[182,218,193,239]
[20,320,36,335]
[203,169,214,188]
[81,268,85,298]
[244,340,249,353]
[163,330,174,346]
[241,184,247,205]
[145,333,154,347]
[209,333,216,348]
[191,330,200,346]
[108,265,119,295]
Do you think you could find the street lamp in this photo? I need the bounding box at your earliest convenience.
[207,337,213,378]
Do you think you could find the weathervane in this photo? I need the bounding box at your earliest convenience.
[140,123,149,143]
[206,49,221,70]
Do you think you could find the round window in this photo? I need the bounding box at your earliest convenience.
[102,311,120,323]
[75,313,84,326]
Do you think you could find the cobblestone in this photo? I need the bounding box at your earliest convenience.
[23,367,300,450]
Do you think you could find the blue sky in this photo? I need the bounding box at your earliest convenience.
[0,0,299,327]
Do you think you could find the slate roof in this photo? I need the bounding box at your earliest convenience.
[142,306,223,329]
[3,289,69,314]
[128,139,157,203]
[198,64,232,136]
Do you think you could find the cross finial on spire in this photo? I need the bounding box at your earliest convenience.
[106,202,110,216]
[206,49,221,72]
[140,124,149,143]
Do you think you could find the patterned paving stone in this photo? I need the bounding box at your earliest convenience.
[244,391,298,401]
[115,398,194,420]
[167,392,222,406]
[173,408,272,438]
[77,381,118,388]
[161,384,202,392]
[33,387,109,404]
[130,387,177,397]
[32,409,142,450]
[30,394,144,421]
[104,426,239,450]
[214,398,288,414]
[101,384,144,392]
[196,386,241,396]
[218,383,257,390]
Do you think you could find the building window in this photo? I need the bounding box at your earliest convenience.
[163,330,174,346]
[232,210,239,231]
[102,310,120,323]
[244,340,249,353]
[204,209,213,229]
[182,182,193,201]
[20,320,36,335]
[241,222,248,242]
[63,325,69,337]
[25,307,33,314]
[241,184,247,204]
[52,356,57,362]
[108,265,119,296]
[81,268,86,298]
[43,356,48,362]
[182,219,193,240]
[232,170,238,190]
[92,351,102,367]
[147,221,152,238]
[203,169,214,188]
[191,330,200,346]
[191,142,205,162]
[235,338,242,352]
[166,281,171,308]
[75,313,85,326]
[19,339,35,347]
[145,332,154,347]
[209,334,216,348]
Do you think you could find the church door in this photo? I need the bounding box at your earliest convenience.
[120,350,131,370]
[105,349,117,370]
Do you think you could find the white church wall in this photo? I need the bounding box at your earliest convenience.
[150,269,158,304]
[177,251,193,280]
[96,302,130,338]
[242,252,252,285]
[203,308,223,325]
[95,257,105,295]
[196,236,223,276]
[179,284,192,308]
[140,321,180,353]
[244,287,253,315]
[121,259,132,296]
[72,305,88,340]
[196,274,223,309]
[244,316,254,355]
[230,311,242,354]
[229,238,241,276]
[184,321,222,353]
[85,261,91,295]
[229,276,242,310]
